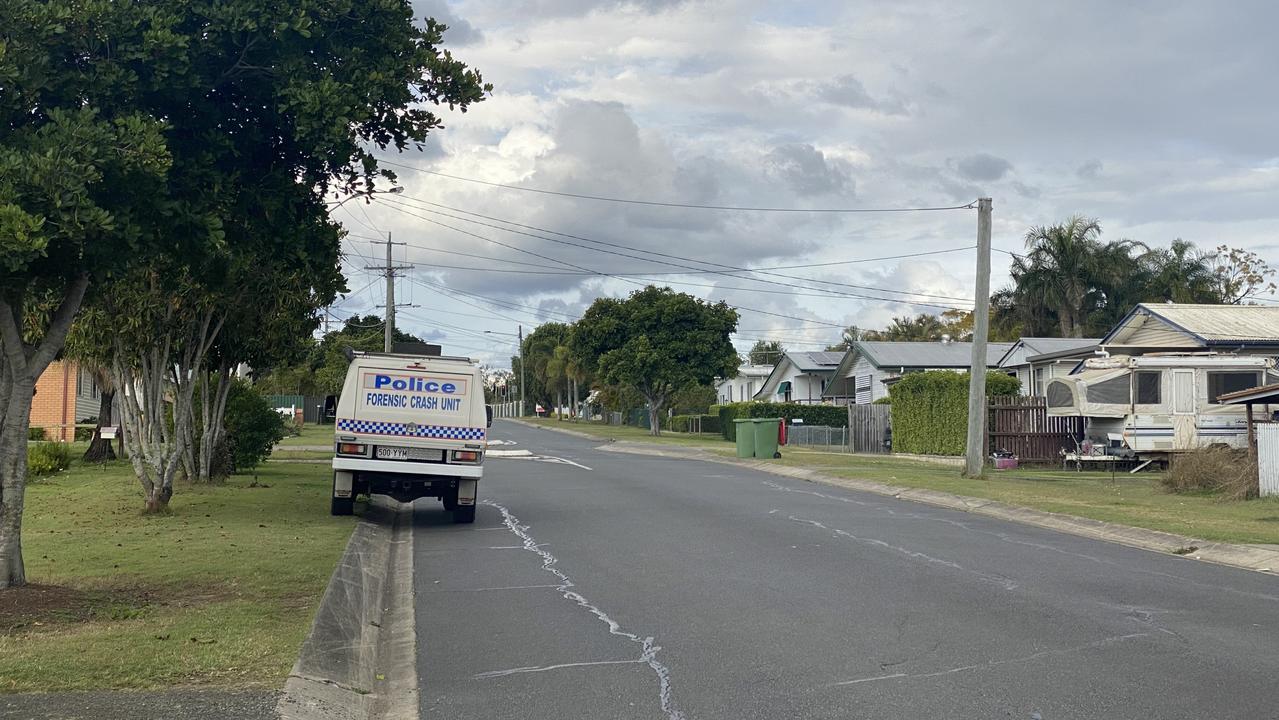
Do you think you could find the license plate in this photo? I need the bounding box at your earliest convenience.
[376,446,443,461]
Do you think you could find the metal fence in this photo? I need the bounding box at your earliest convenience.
[491,401,523,418]
[786,425,850,450]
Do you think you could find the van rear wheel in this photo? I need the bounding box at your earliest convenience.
[452,505,476,524]
[331,495,354,516]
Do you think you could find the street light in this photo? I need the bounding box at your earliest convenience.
[486,329,524,417]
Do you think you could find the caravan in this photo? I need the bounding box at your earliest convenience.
[1045,354,1279,456]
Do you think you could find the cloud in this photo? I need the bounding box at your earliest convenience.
[954,153,1013,182]
[764,143,853,196]
[411,0,483,44]
[815,75,908,115]
[1077,160,1103,179]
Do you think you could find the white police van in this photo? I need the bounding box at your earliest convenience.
[331,350,491,522]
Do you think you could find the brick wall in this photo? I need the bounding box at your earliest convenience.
[31,360,78,442]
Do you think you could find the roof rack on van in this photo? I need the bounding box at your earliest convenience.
[342,347,474,363]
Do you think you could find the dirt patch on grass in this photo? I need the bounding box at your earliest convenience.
[0,582,244,635]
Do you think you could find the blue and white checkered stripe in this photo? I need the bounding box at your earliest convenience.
[337,418,486,441]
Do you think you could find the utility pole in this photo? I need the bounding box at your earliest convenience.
[964,197,993,478]
[518,324,526,417]
[365,232,412,352]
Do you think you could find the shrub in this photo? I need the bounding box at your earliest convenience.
[872,396,891,405]
[74,417,97,443]
[28,442,72,476]
[666,414,722,434]
[715,402,754,440]
[888,371,1020,456]
[224,381,288,474]
[746,402,848,428]
[1163,446,1256,500]
[27,427,46,441]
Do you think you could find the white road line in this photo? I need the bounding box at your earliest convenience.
[482,499,685,720]
[474,659,645,680]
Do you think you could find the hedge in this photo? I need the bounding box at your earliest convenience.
[666,414,722,434]
[888,371,1020,456]
[712,401,851,441]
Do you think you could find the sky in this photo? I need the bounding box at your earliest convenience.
[331,0,1279,368]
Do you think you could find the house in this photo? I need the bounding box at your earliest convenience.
[823,339,1015,404]
[997,337,1101,396]
[752,351,843,404]
[715,364,774,404]
[1100,303,1279,355]
[31,360,102,442]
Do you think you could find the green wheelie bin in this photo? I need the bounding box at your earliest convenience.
[753,418,782,459]
[734,419,756,458]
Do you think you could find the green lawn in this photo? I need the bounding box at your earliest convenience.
[766,449,1279,546]
[275,422,335,447]
[0,457,355,693]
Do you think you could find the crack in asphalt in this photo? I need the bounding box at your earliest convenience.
[482,499,685,720]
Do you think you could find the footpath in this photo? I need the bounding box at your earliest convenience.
[512,419,1279,575]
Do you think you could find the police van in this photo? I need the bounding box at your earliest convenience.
[331,350,491,522]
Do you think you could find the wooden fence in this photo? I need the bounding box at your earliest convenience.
[847,404,892,454]
[984,396,1084,463]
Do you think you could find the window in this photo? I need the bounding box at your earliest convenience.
[1135,371,1161,404]
[1208,371,1260,404]
[1033,367,1046,397]
[1089,374,1131,404]
[1046,380,1074,408]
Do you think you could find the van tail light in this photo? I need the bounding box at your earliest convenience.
[451,450,481,463]
[337,443,367,456]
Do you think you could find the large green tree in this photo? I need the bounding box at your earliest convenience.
[570,286,739,436]
[0,0,488,586]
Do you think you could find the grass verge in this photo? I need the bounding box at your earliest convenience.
[0,457,355,693]
[276,423,335,447]
[769,449,1279,546]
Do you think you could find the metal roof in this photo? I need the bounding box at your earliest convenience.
[1021,337,1102,356]
[1104,303,1279,345]
[1220,382,1279,405]
[787,351,844,372]
[857,341,1014,369]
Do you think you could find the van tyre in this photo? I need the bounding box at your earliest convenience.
[331,495,354,516]
[452,505,476,524]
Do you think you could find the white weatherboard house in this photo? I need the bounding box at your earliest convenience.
[752,351,843,404]
[997,337,1101,397]
[822,339,1015,404]
[716,364,774,404]
[1101,303,1279,355]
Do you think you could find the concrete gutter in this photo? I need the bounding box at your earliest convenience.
[276,497,418,720]
[514,420,1279,575]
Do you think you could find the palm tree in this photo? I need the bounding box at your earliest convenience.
[1022,216,1105,338]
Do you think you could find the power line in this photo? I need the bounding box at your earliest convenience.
[381,200,971,310]
[378,159,976,214]
[386,197,974,303]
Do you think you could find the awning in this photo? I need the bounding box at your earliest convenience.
[776,380,791,395]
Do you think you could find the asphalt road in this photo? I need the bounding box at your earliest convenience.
[413,421,1279,719]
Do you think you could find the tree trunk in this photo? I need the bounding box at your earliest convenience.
[197,364,232,482]
[0,379,35,588]
[556,389,563,421]
[83,390,117,462]
[0,274,89,588]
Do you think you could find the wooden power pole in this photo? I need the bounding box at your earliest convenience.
[964,198,993,478]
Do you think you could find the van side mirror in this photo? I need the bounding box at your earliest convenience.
[485,405,494,428]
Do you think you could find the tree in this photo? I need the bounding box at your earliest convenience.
[1020,217,1106,338]
[520,323,571,413]
[1212,245,1277,304]
[0,0,489,586]
[748,340,785,365]
[570,286,739,436]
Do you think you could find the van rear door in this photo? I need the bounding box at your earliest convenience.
[350,364,482,441]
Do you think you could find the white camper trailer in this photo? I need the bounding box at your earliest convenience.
[1045,354,1279,457]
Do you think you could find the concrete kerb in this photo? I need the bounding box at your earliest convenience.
[506,417,617,442]
[512,422,1279,576]
[275,496,418,720]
